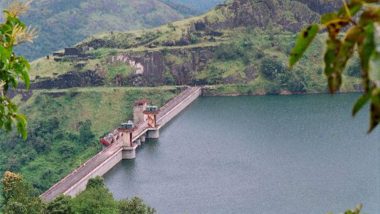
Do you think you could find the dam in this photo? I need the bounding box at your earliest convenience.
[41,86,202,202]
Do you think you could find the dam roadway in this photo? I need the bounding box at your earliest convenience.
[41,86,202,202]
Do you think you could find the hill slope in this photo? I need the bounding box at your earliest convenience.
[0,0,204,59]
[0,0,362,196]
[0,87,180,192]
[29,0,361,95]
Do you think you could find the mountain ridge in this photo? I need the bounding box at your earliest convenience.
[0,0,363,197]
[0,0,215,59]
[29,0,361,94]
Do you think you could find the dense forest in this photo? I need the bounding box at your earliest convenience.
[2,172,155,213]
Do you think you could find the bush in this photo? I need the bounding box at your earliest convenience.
[118,197,156,214]
[78,120,95,145]
[260,57,286,80]
[276,69,308,93]
[215,41,252,64]
[46,195,74,214]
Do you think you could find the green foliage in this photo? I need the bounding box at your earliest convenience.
[2,173,155,214]
[289,24,319,66]
[46,195,74,214]
[0,2,35,139]
[12,0,199,60]
[118,197,156,214]
[78,120,96,145]
[328,204,363,214]
[72,179,118,214]
[2,171,45,214]
[344,204,363,214]
[85,176,105,190]
[163,70,176,85]
[0,87,178,198]
[215,40,252,64]
[260,57,286,81]
[289,0,380,132]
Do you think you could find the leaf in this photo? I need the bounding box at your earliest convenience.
[369,51,380,84]
[324,38,341,76]
[289,24,319,67]
[358,23,375,92]
[334,26,362,75]
[15,114,27,140]
[338,1,363,18]
[326,19,350,38]
[328,73,342,93]
[321,13,338,25]
[369,102,380,133]
[369,89,380,133]
[352,93,371,116]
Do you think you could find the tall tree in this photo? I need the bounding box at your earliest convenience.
[0,0,36,139]
[1,171,45,214]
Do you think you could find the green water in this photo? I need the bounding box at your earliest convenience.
[104,94,380,214]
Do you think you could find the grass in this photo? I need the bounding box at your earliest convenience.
[0,86,180,193]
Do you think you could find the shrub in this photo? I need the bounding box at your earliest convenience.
[260,57,286,80]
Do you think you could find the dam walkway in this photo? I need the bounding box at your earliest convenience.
[41,86,202,202]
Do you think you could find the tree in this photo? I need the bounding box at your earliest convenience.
[78,120,95,144]
[71,177,118,214]
[260,57,286,81]
[1,171,45,214]
[46,195,74,214]
[0,0,37,139]
[118,197,156,214]
[290,0,380,133]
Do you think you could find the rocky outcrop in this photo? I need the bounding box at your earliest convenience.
[31,70,104,89]
[30,0,344,90]
[107,46,215,87]
[209,0,320,32]
[295,0,341,14]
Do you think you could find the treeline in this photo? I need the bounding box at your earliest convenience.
[2,172,155,214]
[0,115,100,193]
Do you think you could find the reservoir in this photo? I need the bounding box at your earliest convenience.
[104,94,380,214]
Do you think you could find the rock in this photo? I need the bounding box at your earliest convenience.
[194,21,207,31]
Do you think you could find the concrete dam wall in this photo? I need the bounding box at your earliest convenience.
[41,87,202,202]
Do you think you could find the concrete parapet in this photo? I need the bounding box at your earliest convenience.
[63,148,123,197]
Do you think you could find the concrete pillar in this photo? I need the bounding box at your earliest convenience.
[135,139,141,146]
[122,147,136,159]
[133,100,148,124]
[122,132,133,148]
[140,134,146,143]
[147,129,159,140]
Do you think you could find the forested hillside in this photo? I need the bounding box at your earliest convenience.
[0,0,363,200]
[29,0,361,95]
[0,87,179,193]
[0,0,221,59]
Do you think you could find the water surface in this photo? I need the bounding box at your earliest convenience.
[104,94,380,214]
